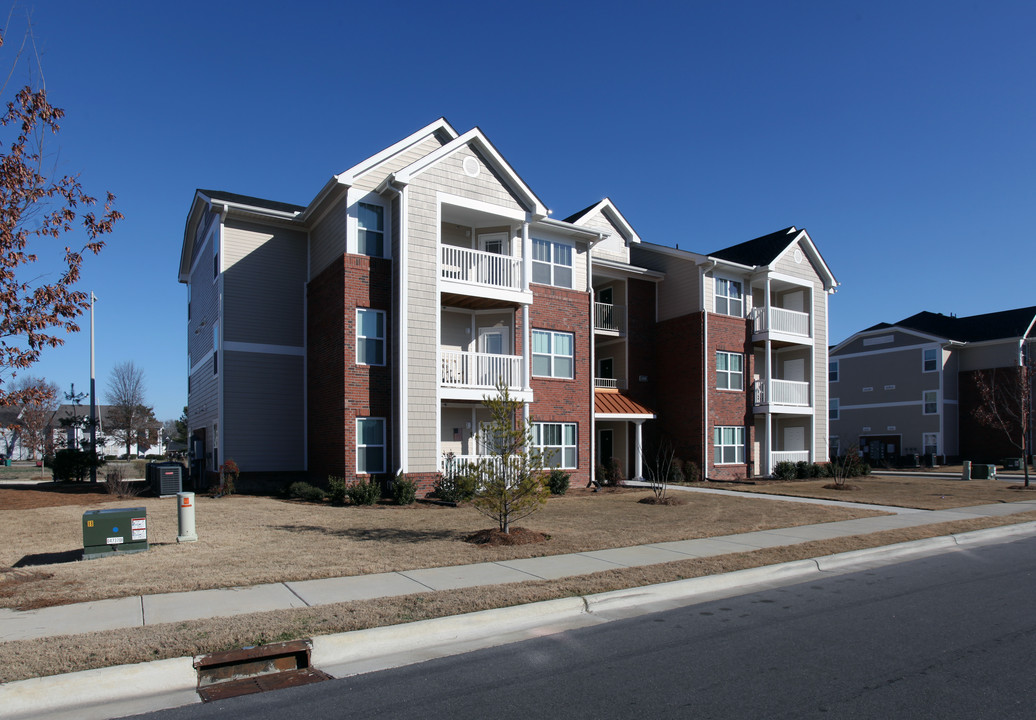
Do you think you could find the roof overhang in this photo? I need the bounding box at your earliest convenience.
[569,198,642,245]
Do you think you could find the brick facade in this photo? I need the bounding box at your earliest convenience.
[706,313,754,480]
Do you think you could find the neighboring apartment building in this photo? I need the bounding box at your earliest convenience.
[179,119,837,489]
[829,307,1036,465]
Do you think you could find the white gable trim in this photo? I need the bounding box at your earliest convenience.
[392,128,548,217]
[339,118,458,185]
[570,198,641,245]
[771,229,838,290]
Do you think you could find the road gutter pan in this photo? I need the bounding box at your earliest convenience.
[3,521,1035,719]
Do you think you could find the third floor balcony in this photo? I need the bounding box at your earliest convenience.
[750,306,811,344]
[440,245,529,304]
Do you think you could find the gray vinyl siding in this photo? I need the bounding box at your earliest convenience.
[958,341,1022,370]
[630,246,702,321]
[352,135,449,192]
[223,219,307,347]
[834,329,934,356]
[187,217,220,443]
[834,348,939,407]
[223,350,305,471]
[405,143,530,471]
[309,198,347,280]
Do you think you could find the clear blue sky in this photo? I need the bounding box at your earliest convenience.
[14,0,1035,421]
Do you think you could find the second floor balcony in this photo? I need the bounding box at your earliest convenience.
[594,302,626,335]
[753,379,811,411]
[750,306,810,342]
[441,246,527,303]
[441,349,524,394]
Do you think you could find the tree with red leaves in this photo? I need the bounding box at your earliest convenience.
[972,350,1034,488]
[0,23,122,407]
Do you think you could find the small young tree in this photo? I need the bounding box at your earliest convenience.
[972,353,1034,488]
[643,438,677,502]
[468,381,549,534]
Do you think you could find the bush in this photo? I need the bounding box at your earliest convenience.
[288,481,326,503]
[392,474,417,505]
[347,477,381,506]
[51,448,101,482]
[795,461,811,479]
[327,476,347,505]
[547,468,570,495]
[772,461,797,480]
[596,457,624,487]
[433,471,477,503]
[681,459,701,483]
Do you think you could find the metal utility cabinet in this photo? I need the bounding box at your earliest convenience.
[83,507,149,559]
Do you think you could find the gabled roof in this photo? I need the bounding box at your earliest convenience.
[389,127,549,217]
[865,307,1036,344]
[709,226,838,291]
[564,198,641,245]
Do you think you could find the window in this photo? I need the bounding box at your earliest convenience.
[829,360,839,382]
[533,422,577,469]
[923,348,938,373]
[829,435,840,459]
[714,277,743,317]
[829,397,839,420]
[716,351,743,390]
[212,323,219,376]
[212,232,219,280]
[356,418,386,474]
[358,202,385,257]
[923,433,938,455]
[532,330,574,378]
[713,426,745,464]
[356,309,385,365]
[531,238,573,288]
[923,390,937,415]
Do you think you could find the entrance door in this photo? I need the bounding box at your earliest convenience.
[478,232,508,255]
[478,328,507,387]
[599,428,614,467]
[597,357,613,388]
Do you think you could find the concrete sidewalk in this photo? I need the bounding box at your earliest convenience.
[4,493,1036,644]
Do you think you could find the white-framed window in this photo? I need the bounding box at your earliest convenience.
[212,323,219,376]
[829,360,839,382]
[357,202,386,258]
[923,433,939,455]
[356,309,386,365]
[714,277,743,317]
[532,330,574,379]
[713,426,745,464]
[531,238,573,288]
[923,390,938,415]
[716,351,743,390]
[829,397,839,420]
[533,422,577,469]
[356,417,386,474]
[923,348,938,373]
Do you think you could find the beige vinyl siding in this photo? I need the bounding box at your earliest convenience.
[309,198,347,280]
[421,148,527,211]
[774,240,824,284]
[630,246,702,321]
[352,135,449,193]
[223,351,305,471]
[583,213,629,263]
[222,220,307,347]
[812,287,829,456]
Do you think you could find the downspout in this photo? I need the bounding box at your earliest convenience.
[701,260,716,477]
[378,176,408,475]
[587,232,605,480]
[216,203,228,473]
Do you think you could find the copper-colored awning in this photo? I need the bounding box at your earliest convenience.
[594,389,656,419]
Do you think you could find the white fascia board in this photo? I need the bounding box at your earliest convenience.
[179,192,209,283]
[705,256,756,274]
[537,217,602,241]
[338,118,459,185]
[591,257,665,281]
[594,412,656,421]
[570,198,642,245]
[393,128,548,217]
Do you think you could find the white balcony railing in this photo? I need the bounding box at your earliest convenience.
[441,245,523,292]
[751,306,810,337]
[754,379,811,406]
[441,350,523,390]
[594,302,626,334]
[772,450,811,465]
[594,377,627,389]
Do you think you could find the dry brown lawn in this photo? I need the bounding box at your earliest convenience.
[3,510,1035,684]
[693,475,1036,509]
[0,487,885,610]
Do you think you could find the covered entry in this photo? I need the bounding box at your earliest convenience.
[594,389,655,481]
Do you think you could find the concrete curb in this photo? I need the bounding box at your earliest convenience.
[4,521,1036,719]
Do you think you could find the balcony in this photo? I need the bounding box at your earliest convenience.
[771,450,811,465]
[594,377,627,390]
[750,306,810,342]
[594,302,625,335]
[754,379,811,410]
[440,246,527,304]
[440,350,528,400]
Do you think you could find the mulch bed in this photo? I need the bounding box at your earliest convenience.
[464,527,550,546]
[638,496,687,506]
[822,483,861,491]
[0,484,126,510]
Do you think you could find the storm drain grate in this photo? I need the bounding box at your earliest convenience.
[194,639,332,702]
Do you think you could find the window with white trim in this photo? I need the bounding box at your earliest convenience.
[532,330,574,379]
[713,426,745,464]
[923,348,937,373]
[356,417,386,474]
[714,277,743,317]
[923,390,937,415]
[533,422,577,469]
[829,435,840,459]
[531,238,573,288]
[716,351,743,390]
[356,309,385,365]
[357,202,386,258]
[829,360,839,382]
[923,433,938,455]
[829,397,839,420]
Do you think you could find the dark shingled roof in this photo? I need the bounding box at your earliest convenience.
[199,189,305,215]
[563,201,603,224]
[709,227,799,266]
[866,306,1036,343]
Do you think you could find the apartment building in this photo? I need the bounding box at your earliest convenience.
[830,307,1036,465]
[179,119,837,489]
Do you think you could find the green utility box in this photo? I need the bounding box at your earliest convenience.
[83,507,148,559]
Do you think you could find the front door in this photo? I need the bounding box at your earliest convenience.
[478,232,508,255]
[599,428,614,467]
[478,328,507,386]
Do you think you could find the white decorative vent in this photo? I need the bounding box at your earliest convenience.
[793,248,803,264]
[462,156,480,177]
[863,335,893,346]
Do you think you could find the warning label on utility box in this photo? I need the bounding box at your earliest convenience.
[131,518,146,530]
[132,529,146,541]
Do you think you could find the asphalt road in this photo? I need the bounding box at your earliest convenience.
[132,537,1036,719]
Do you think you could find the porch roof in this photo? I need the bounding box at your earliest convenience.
[594,389,656,420]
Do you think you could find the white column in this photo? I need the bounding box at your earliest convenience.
[521,221,531,293]
[634,420,644,480]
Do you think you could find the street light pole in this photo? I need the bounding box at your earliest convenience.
[90,292,97,483]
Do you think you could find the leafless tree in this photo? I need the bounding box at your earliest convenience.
[972,350,1034,488]
[105,361,152,458]
[13,375,57,471]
